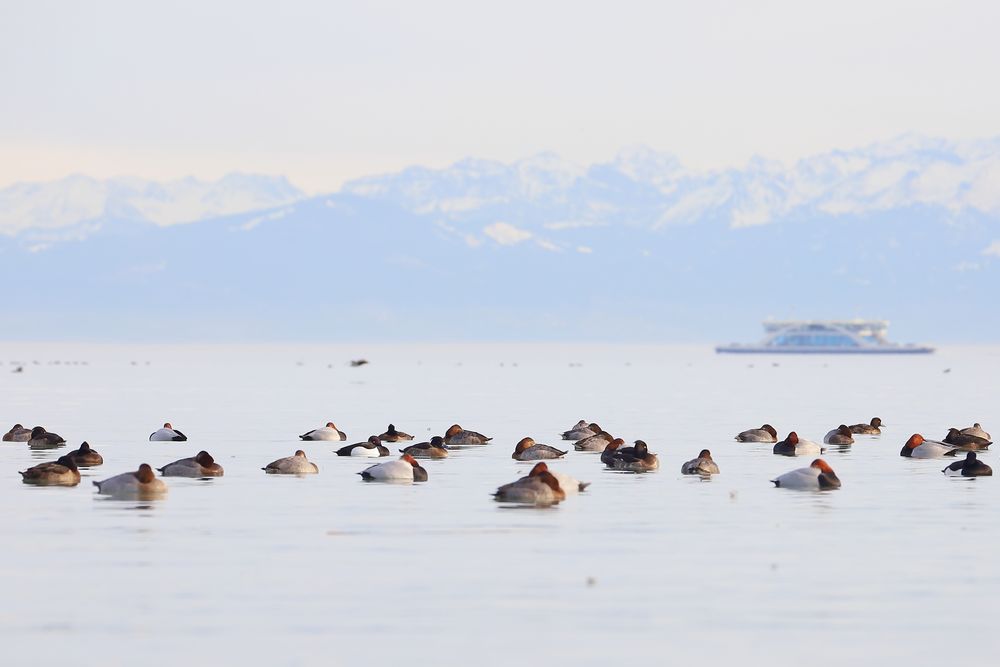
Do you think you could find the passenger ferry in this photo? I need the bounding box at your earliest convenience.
[716,320,934,354]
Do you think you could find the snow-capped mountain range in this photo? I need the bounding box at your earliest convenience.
[1,135,998,341]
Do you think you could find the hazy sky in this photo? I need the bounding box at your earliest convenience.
[2,0,998,192]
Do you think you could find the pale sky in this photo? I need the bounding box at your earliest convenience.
[2,0,998,193]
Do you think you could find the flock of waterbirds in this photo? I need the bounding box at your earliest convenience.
[4,416,994,504]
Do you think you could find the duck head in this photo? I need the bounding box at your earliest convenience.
[136,464,156,483]
[195,451,215,466]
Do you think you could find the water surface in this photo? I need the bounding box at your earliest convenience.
[1,343,998,665]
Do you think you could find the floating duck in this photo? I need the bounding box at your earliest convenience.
[771,459,841,490]
[299,422,346,441]
[263,450,319,474]
[942,452,993,477]
[493,469,565,505]
[20,456,80,486]
[359,454,427,482]
[378,424,414,442]
[849,417,883,435]
[561,421,600,440]
[400,436,449,459]
[681,449,720,475]
[824,425,855,445]
[94,464,168,496]
[512,437,567,461]
[735,424,778,443]
[773,432,825,456]
[3,424,31,442]
[336,436,390,457]
[444,424,491,445]
[605,440,659,472]
[574,431,614,452]
[65,441,103,467]
[158,451,224,477]
[899,434,959,459]
[149,423,187,442]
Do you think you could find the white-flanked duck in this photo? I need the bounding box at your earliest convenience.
[899,434,959,459]
[94,464,168,496]
[263,450,319,474]
[299,422,347,441]
[400,436,449,459]
[942,452,993,477]
[377,424,414,442]
[961,423,992,442]
[3,424,31,442]
[444,424,491,445]
[824,425,855,445]
[524,462,590,493]
[681,449,720,475]
[149,423,187,442]
[605,440,659,472]
[942,428,991,450]
[574,430,614,452]
[512,437,567,461]
[336,436,390,457]
[65,441,103,467]
[20,456,81,486]
[735,424,778,443]
[849,417,883,435]
[771,458,841,490]
[561,421,600,440]
[359,454,427,482]
[492,469,565,505]
[158,451,224,477]
[28,426,66,448]
[773,432,825,457]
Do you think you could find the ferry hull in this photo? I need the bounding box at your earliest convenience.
[716,345,934,355]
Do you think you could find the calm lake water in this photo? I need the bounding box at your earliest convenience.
[1,343,998,666]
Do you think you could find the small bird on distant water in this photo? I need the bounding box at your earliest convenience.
[681,449,720,475]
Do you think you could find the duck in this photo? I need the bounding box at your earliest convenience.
[942,428,991,450]
[65,441,103,467]
[377,424,414,442]
[899,434,959,459]
[336,436,390,457]
[605,440,659,472]
[771,458,841,490]
[299,422,347,441]
[359,454,427,482]
[849,417,883,435]
[149,423,187,442]
[599,438,629,466]
[444,424,491,445]
[680,449,720,475]
[263,450,319,474]
[735,424,778,443]
[525,462,590,493]
[492,469,565,505]
[3,423,31,442]
[942,452,993,477]
[400,436,449,459]
[561,421,600,440]
[158,451,224,477]
[94,464,168,496]
[574,430,614,451]
[20,456,81,486]
[27,426,66,448]
[824,425,855,445]
[961,423,992,442]
[512,437,567,461]
[773,432,825,457]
